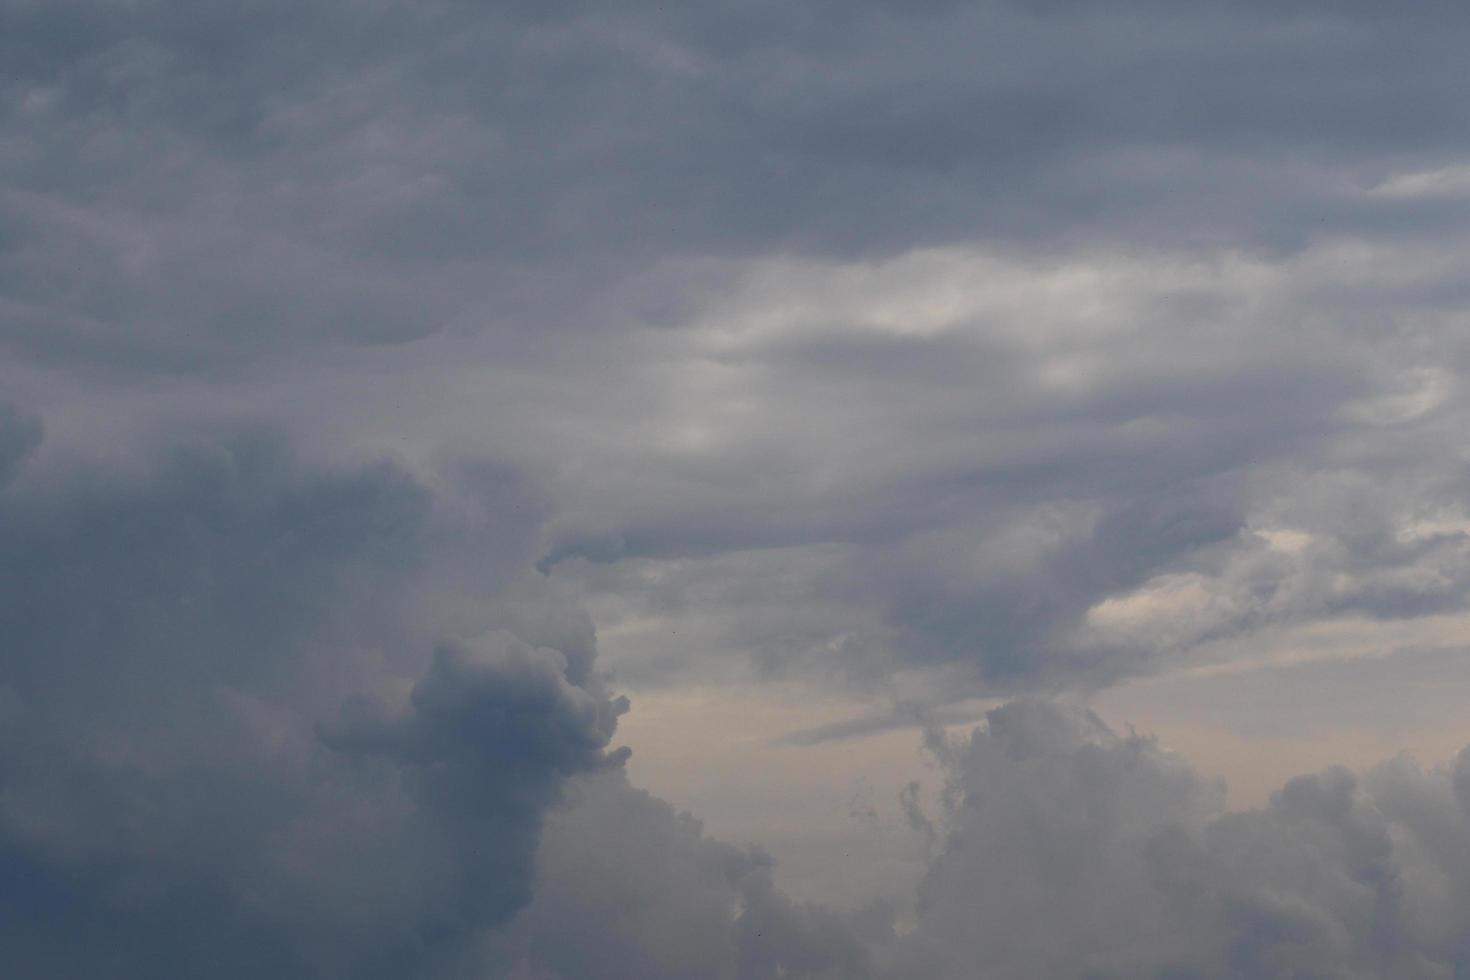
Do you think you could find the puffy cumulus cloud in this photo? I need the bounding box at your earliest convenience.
[354,694,1470,980]
[873,700,1470,979]
[0,426,628,977]
[484,769,874,980]
[464,699,1470,980]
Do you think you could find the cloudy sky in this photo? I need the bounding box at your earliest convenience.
[6,1,1470,976]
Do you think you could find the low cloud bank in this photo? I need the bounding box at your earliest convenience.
[890,701,1470,979]
[511,701,1470,979]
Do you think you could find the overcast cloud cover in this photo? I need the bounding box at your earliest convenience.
[6,1,1470,976]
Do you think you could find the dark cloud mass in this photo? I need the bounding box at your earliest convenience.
[6,0,1470,975]
[6,0,1470,369]
[0,434,626,976]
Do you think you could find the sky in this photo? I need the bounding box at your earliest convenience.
[5,1,1470,977]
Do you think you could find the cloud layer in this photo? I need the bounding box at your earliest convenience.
[7,1,1470,975]
[7,0,1470,702]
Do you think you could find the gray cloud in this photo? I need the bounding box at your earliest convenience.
[7,0,1470,701]
[0,430,626,977]
[485,769,874,980]
[550,240,1470,698]
[316,634,630,952]
[8,2,1470,973]
[0,403,41,486]
[7,0,1470,372]
[875,700,1470,979]
[480,699,1470,979]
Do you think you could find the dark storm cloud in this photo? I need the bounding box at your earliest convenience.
[8,3,1470,973]
[6,0,1470,370]
[7,0,1470,697]
[0,430,626,977]
[316,633,630,946]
